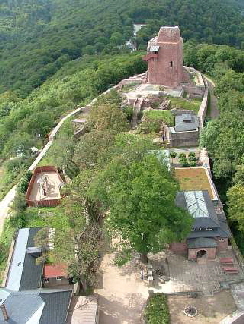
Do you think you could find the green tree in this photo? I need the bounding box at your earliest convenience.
[35,171,103,291]
[74,130,116,170]
[88,101,129,133]
[3,132,35,158]
[91,154,192,262]
[227,185,244,231]
[200,111,244,178]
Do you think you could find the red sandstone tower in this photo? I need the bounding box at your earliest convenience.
[144,26,183,88]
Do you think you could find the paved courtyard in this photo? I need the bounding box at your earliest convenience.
[168,290,236,324]
[151,251,244,295]
[95,254,148,324]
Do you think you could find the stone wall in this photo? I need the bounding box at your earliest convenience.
[199,148,220,203]
[217,238,229,252]
[198,85,209,128]
[188,247,217,260]
[170,242,187,255]
[168,128,199,147]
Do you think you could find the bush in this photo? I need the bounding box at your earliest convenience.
[188,152,196,158]
[170,151,177,158]
[179,153,186,159]
[189,161,197,167]
[188,152,197,162]
[139,119,162,134]
[144,294,170,324]
[179,156,189,167]
[122,105,134,122]
[17,171,33,193]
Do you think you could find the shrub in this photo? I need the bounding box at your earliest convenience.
[170,151,177,158]
[179,156,189,167]
[17,171,33,193]
[188,152,197,161]
[139,119,161,134]
[122,105,134,122]
[189,161,197,167]
[188,152,196,158]
[179,153,186,159]
[144,294,170,324]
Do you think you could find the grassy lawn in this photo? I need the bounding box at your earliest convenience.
[144,294,170,324]
[174,167,214,199]
[0,205,61,284]
[0,219,16,285]
[143,110,174,126]
[169,97,201,112]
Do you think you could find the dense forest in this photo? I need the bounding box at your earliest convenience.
[184,43,244,252]
[1,0,244,97]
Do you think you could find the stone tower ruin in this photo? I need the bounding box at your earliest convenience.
[143,26,184,88]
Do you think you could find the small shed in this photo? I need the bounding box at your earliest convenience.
[43,263,70,288]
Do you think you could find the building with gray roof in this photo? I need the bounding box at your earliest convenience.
[166,111,199,147]
[172,190,231,260]
[6,228,43,291]
[0,289,72,324]
[0,228,73,323]
[175,114,199,132]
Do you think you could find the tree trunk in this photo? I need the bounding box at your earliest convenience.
[80,276,88,292]
[140,253,148,264]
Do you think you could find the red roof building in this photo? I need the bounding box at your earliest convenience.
[44,264,68,279]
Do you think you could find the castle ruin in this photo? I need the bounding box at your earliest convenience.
[144,26,184,88]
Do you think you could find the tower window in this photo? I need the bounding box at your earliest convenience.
[170,61,173,67]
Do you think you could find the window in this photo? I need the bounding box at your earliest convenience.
[56,276,62,280]
[44,278,49,283]
[170,61,173,67]
[218,238,225,242]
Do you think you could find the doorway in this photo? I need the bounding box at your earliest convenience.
[196,250,207,258]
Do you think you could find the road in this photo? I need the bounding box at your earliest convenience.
[0,106,83,235]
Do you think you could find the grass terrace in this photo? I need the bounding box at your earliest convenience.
[138,110,174,134]
[174,167,214,199]
[169,97,201,113]
[143,110,174,126]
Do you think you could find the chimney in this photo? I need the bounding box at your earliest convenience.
[0,303,9,321]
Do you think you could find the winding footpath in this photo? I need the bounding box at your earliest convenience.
[0,107,82,236]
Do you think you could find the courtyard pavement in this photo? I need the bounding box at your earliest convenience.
[95,254,148,324]
[150,251,244,296]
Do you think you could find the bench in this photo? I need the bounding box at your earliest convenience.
[222,267,239,274]
[220,258,234,265]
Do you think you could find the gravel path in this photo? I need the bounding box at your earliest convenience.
[0,185,17,234]
[204,76,219,119]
